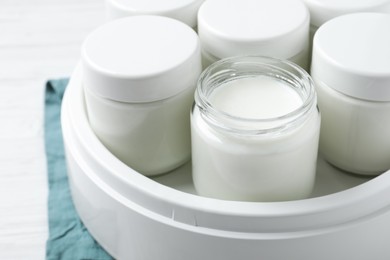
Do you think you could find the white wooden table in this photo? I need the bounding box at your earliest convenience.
[0,1,104,258]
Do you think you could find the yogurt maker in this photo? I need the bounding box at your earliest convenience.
[62,65,390,259]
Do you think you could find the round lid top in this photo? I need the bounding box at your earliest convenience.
[302,0,390,27]
[106,0,205,27]
[198,0,309,59]
[82,15,201,103]
[311,13,390,101]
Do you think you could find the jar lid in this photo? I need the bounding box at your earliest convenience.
[106,0,205,28]
[302,0,390,28]
[311,13,390,102]
[82,15,201,103]
[197,0,309,60]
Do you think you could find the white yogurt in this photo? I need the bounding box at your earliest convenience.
[82,16,201,176]
[209,77,302,119]
[311,13,390,175]
[191,56,320,202]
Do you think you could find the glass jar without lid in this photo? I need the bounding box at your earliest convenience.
[191,56,321,202]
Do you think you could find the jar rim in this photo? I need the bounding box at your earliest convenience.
[195,55,317,135]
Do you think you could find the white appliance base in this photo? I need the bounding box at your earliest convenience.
[62,65,390,260]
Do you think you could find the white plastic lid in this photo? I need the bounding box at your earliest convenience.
[302,0,390,27]
[82,15,201,103]
[311,13,390,102]
[197,0,310,60]
[106,0,205,28]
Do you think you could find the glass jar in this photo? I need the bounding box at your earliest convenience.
[311,13,390,175]
[198,0,310,71]
[105,0,205,29]
[191,56,320,202]
[82,16,201,176]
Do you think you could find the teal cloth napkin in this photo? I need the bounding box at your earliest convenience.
[44,79,113,260]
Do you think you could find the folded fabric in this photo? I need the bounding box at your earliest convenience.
[44,79,113,260]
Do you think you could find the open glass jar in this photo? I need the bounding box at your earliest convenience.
[191,56,320,202]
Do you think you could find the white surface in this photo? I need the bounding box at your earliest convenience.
[312,13,390,101]
[0,0,104,259]
[82,15,201,102]
[62,64,390,260]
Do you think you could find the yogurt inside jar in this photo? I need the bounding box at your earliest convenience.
[191,56,321,202]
